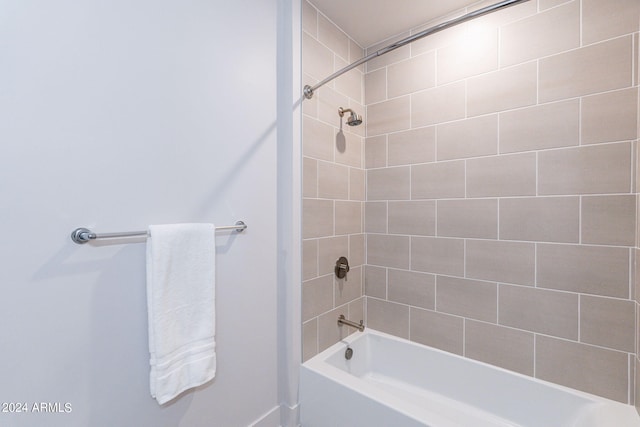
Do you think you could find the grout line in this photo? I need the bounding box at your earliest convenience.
[463,239,467,278]
[533,334,536,378]
[384,267,389,300]
[497,24,502,70]
[533,243,537,288]
[435,200,439,237]
[497,199,500,240]
[496,283,500,325]
[535,59,540,106]
[363,232,635,250]
[434,46,439,87]
[578,96,583,146]
[630,248,634,301]
[577,294,581,342]
[464,80,468,119]
[384,134,389,168]
[632,34,636,88]
[578,0,583,48]
[579,196,582,245]
[496,110,501,155]
[462,318,466,357]
[365,140,635,188]
[434,275,438,312]
[464,159,468,198]
[629,353,634,405]
[535,151,539,197]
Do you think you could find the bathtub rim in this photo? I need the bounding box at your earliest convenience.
[301,327,639,426]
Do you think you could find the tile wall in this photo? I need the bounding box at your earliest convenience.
[302,0,640,407]
[364,0,639,404]
[301,0,366,361]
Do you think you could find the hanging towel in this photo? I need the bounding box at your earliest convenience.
[146,223,217,405]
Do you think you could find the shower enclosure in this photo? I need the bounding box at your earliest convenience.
[302,0,640,409]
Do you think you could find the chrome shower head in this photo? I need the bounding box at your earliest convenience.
[347,113,362,126]
[338,107,363,127]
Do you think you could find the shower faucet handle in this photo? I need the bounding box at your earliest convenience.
[335,256,350,280]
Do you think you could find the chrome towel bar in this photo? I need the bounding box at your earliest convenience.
[70,221,247,244]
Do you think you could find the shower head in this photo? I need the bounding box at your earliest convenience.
[338,107,363,127]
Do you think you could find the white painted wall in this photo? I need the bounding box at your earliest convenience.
[0,1,285,426]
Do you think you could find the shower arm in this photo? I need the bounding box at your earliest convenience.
[303,0,530,100]
[338,107,353,117]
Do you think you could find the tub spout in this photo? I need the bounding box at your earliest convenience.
[338,314,365,332]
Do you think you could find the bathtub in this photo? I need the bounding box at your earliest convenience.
[300,329,640,427]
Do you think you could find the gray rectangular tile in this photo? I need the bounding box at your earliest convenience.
[350,168,365,201]
[367,166,411,200]
[499,100,579,154]
[388,52,436,98]
[411,82,466,127]
[411,237,465,276]
[388,269,435,310]
[466,240,535,286]
[582,88,638,145]
[437,199,498,239]
[303,32,333,82]
[364,201,387,233]
[318,161,349,199]
[582,0,640,45]
[302,318,318,362]
[539,36,633,102]
[437,276,497,323]
[367,298,410,339]
[537,243,629,298]
[317,13,349,61]
[349,235,365,269]
[388,127,436,166]
[303,157,318,198]
[580,295,635,353]
[410,307,463,355]
[500,1,579,67]
[499,284,578,339]
[365,135,386,169]
[536,335,629,403]
[303,115,334,161]
[365,68,386,105]
[335,201,362,235]
[303,199,333,238]
[437,26,498,84]
[388,201,436,236]
[581,195,636,246]
[467,62,537,116]
[499,197,580,243]
[465,320,534,376]
[364,265,386,299]
[466,153,536,197]
[412,161,465,199]
[303,239,318,281]
[538,143,632,195]
[437,115,498,161]
[302,275,334,321]
[367,234,410,269]
[367,96,411,136]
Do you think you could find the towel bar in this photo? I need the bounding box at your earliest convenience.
[71,221,247,244]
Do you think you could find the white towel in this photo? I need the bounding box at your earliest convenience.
[146,223,217,405]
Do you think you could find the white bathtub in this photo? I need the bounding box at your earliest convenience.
[300,329,640,427]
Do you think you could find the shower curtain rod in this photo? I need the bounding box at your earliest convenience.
[303,0,530,100]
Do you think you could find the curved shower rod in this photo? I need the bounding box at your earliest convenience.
[303,0,530,100]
